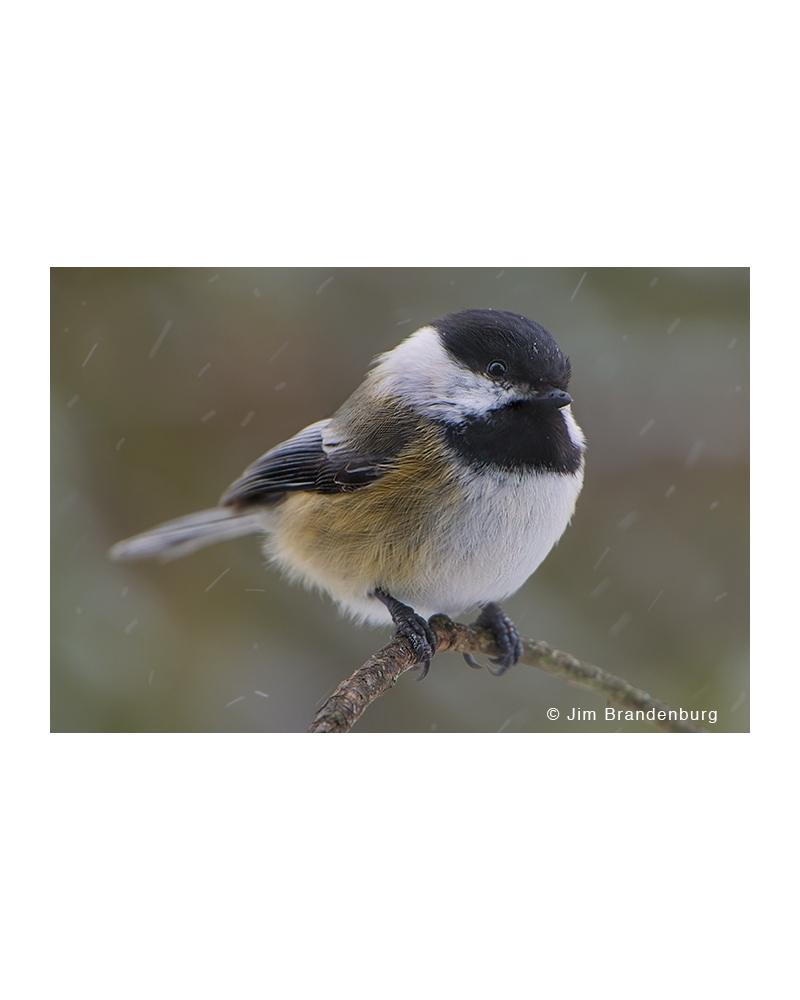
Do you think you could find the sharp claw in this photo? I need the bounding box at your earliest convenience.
[373,588,437,678]
[472,602,523,676]
[463,653,482,669]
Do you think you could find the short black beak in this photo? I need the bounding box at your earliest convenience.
[534,387,573,408]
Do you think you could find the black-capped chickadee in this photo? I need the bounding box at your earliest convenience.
[111,309,585,678]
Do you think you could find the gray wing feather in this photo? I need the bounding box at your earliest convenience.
[109,508,265,562]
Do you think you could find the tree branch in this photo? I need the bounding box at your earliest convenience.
[308,614,708,733]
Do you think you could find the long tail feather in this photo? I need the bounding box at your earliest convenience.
[109,508,265,562]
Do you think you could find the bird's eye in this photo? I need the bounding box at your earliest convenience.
[487,360,507,378]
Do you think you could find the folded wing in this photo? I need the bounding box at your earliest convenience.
[220,419,386,507]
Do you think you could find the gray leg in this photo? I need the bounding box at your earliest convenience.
[374,588,437,681]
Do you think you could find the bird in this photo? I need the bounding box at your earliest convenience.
[110,308,585,678]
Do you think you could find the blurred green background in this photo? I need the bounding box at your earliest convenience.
[51,268,749,732]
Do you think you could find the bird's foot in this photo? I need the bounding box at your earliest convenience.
[374,588,437,681]
[472,602,523,676]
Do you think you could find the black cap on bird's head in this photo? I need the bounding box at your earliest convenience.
[428,309,583,474]
[433,309,573,399]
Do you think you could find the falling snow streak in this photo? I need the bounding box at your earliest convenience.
[82,343,98,367]
[316,276,334,295]
[609,612,632,637]
[647,591,663,612]
[594,547,610,570]
[267,343,288,365]
[315,683,338,709]
[148,320,172,359]
[686,439,704,468]
[570,271,587,300]
[204,567,230,592]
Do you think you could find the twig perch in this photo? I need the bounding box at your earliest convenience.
[308,614,707,733]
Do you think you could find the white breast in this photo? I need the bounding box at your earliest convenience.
[407,463,585,619]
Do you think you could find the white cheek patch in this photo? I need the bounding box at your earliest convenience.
[374,325,510,421]
[560,407,586,449]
